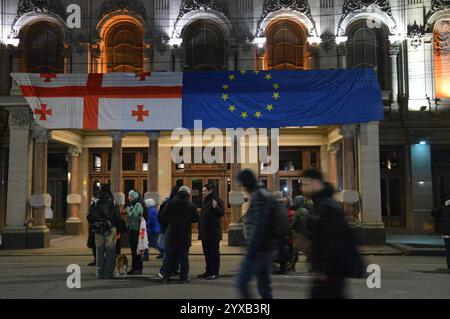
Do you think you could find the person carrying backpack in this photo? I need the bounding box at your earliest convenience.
[126,190,144,275]
[236,169,278,299]
[87,184,121,279]
[301,169,364,299]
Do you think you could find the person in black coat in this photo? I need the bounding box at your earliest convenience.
[198,183,225,280]
[160,186,199,283]
[302,169,364,299]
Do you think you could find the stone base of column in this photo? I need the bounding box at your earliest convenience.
[351,223,386,245]
[1,227,50,249]
[228,223,245,247]
[65,217,82,235]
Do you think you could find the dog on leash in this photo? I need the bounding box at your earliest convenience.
[114,254,129,278]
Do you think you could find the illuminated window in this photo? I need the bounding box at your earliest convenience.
[22,22,64,73]
[184,20,226,71]
[106,22,144,72]
[434,20,450,98]
[347,20,389,90]
[266,20,306,70]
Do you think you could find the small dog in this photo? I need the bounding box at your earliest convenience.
[114,254,129,278]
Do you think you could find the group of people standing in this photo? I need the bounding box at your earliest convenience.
[86,181,225,284]
[87,167,366,299]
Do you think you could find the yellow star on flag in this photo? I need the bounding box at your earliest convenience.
[272,92,280,100]
[229,74,236,81]
[265,74,272,80]
[273,83,280,89]
[222,84,229,90]
[241,112,248,119]
[222,93,230,101]
[229,105,236,112]
[266,104,274,111]
[253,70,260,75]
[255,111,262,118]
[240,70,247,75]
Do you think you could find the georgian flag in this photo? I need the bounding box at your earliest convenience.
[11,72,183,130]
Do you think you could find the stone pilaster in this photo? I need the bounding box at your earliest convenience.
[328,143,341,190]
[228,134,244,246]
[145,131,160,205]
[337,43,347,69]
[389,43,400,108]
[65,146,82,235]
[109,131,125,205]
[1,108,31,248]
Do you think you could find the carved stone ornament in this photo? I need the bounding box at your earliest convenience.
[320,31,336,53]
[32,124,51,143]
[90,45,102,59]
[435,20,450,56]
[68,146,82,157]
[241,33,255,50]
[98,0,148,20]
[258,0,315,34]
[388,43,400,56]
[110,130,125,142]
[342,0,392,16]
[408,21,425,49]
[16,0,66,19]
[337,42,348,56]
[176,0,226,25]
[431,0,450,12]
[8,108,30,129]
[340,124,358,139]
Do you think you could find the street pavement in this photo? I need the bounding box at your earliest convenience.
[0,254,448,299]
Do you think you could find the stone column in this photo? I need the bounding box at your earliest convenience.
[359,122,385,244]
[337,43,347,69]
[1,108,31,248]
[228,135,244,246]
[109,131,125,205]
[8,45,22,95]
[144,46,152,73]
[328,143,341,190]
[29,124,51,248]
[389,43,400,107]
[63,43,72,74]
[307,44,319,70]
[146,131,160,204]
[340,124,359,222]
[268,128,280,192]
[65,146,82,235]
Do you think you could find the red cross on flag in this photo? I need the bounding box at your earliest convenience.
[11,72,182,130]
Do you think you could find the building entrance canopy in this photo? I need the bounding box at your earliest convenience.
[11,69,383,130]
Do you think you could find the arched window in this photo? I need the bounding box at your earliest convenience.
[434,20,450,98]
[22,22,64,73]
[184,20,226,71]
[106,22,144,73]
[266,20,306,70]
[347,20,389,90]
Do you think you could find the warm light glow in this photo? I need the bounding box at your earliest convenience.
[434,21,450,98]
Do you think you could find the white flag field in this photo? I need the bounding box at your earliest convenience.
[11,72,183,130]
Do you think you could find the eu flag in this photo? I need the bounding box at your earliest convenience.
[182,68,383,129]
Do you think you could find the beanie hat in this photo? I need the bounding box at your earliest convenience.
[128,190,139,200]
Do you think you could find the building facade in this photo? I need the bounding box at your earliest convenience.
[0,0,449,248]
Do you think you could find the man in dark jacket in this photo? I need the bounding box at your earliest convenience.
[198,183,225,280]
[160,186,199,283]
[435,194,450,272]
[302,169,364,299]
[87,184,121,279]
[236,169,276,299]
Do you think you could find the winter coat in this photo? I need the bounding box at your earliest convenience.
[436,200,450,236]
[198,193,224,242]
[160,191,199,249]
[243,186,276,258]
[310,183,364,278]
[146,206,161,234]
[87,192,121,228]
[126,200,144,232]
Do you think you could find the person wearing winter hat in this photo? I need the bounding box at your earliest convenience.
[126,190,144,275]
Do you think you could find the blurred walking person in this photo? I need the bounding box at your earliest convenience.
[433,194,450,272]
[301,169,364,299]
[198,184,224,280]
[236,169,276,299]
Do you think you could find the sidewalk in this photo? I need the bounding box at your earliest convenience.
[0,231,400,257]
[386,234,446,256]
